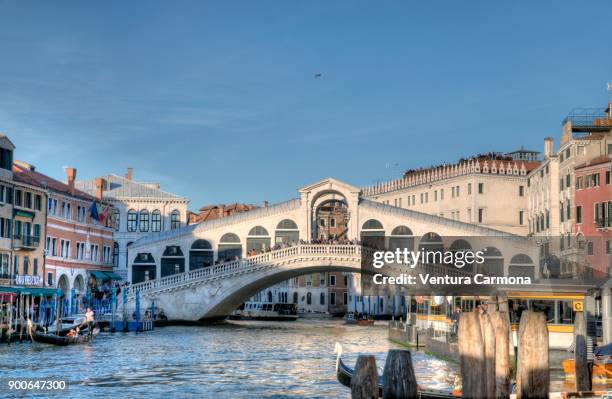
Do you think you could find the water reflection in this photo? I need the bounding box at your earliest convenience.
[1,320,457,398]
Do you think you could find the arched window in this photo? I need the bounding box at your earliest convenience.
[189,239,213,270]
[389,225,414,251]
[481,246,504,276]
[218,233,242,261]
[509,254,535,279]
[113,209,120,232]
[361,219,385,249]
[170,210,181,230]
[161,246,185,277]
[112,242,119,268]
[275,219,299,244]
[151,210,161,232]
[247,226,270,253]
[139,210,149,232]
[449,239,473,272]
[132,252,156,284]
[127,209,137,232]
[362,219,384,230]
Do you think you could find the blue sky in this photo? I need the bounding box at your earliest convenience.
[1,1,611,209]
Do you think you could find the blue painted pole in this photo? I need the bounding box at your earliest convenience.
[368,296,371,315]
[151,300,155,321]
[135,288,141,332]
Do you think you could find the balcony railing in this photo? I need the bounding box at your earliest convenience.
[13,235,40,250]
[563,108,612,133]
[596,219,611,229]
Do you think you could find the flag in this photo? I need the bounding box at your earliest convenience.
[89,201,99,221]
[99,205,110,224]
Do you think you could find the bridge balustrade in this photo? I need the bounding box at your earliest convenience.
[124,244,362,298]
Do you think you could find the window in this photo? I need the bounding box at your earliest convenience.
[566,200,571,220]
[306,292,312,305]
[566,174,570,189]
[330,218,336,228]
[607,240,612,255]
[478,208,484,223]
[343,292,348,305]
[47,272,53,286]
[587,241,594,256]
[434,190,437,201]
[25,192,32,208]
[127,209,137,232]
[519,210,524,225]
[33,258,38,276]
[15,189,22,206]
[330,292,336,306]
[329,275,336,286]
[606,171,611,185]
[171,210,181,230]
[139,210,150,232]
[576,206,582,223]
[519,186,524,196]
[113,209,120,231]
[23,256,29,275]
[478,183,484,194]
[0,148,13,171]
[34,194,42,211]
[468,183,472,195]
[320,292,325,305]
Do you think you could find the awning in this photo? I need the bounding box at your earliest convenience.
[104,271,122,281]
[89,271,110,281]
[0,286,60,296]
[14,210,35,219]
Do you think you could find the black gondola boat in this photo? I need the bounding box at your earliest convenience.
[334,343,458,399]
[30,322,100,346]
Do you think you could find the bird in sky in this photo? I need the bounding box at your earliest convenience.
[314,73,322,79]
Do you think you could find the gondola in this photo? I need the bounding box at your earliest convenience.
[29,322,100,346]
[334,343,458,399]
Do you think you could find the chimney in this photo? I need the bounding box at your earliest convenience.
[65,167,77,195]
[218,204,226,218]
[544,137,553,159]
[95,177,105,201]
[126,167,133,181]
[264,201,269,207]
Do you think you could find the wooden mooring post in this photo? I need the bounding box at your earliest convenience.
[573,311,591,392]
[490,311,510,399]
[382,349,417,399]
[351,355,378,399]
[516,311,549,399]
[458,312,485,398]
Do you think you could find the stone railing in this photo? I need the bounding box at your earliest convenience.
[123,244,362,298]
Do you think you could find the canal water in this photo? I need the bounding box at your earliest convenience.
[0,319,458,398]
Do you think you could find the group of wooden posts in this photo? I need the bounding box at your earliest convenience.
[351,299,592,398]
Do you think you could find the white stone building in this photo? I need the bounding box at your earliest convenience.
[361,150,541,235]
[76,168,188,280]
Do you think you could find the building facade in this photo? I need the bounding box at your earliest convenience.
[0,135,47,288]
[362,150,541,235]
[12,163,116,295]
[76,168,188,280]
[573,156,612,278]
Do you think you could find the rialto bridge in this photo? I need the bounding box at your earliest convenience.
[121,178,540,321]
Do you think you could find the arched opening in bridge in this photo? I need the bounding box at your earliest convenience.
[132,253,156,283]
[481,246,504,276]
[161,246,185,277]
[449,239,473,272]
[389,225,414,251]
[275,219,299,245]
[509,254,535,279]
[247,226,270,253]
[218,233,242,261]
[361,219,385,249]
[190,239,213,270]
[315,199,348,240]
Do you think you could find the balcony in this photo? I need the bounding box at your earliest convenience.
[563,107,612,134]
[596,219,611,230]
[12,235,40,250]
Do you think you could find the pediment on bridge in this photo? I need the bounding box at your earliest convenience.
[298,177,360,196]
